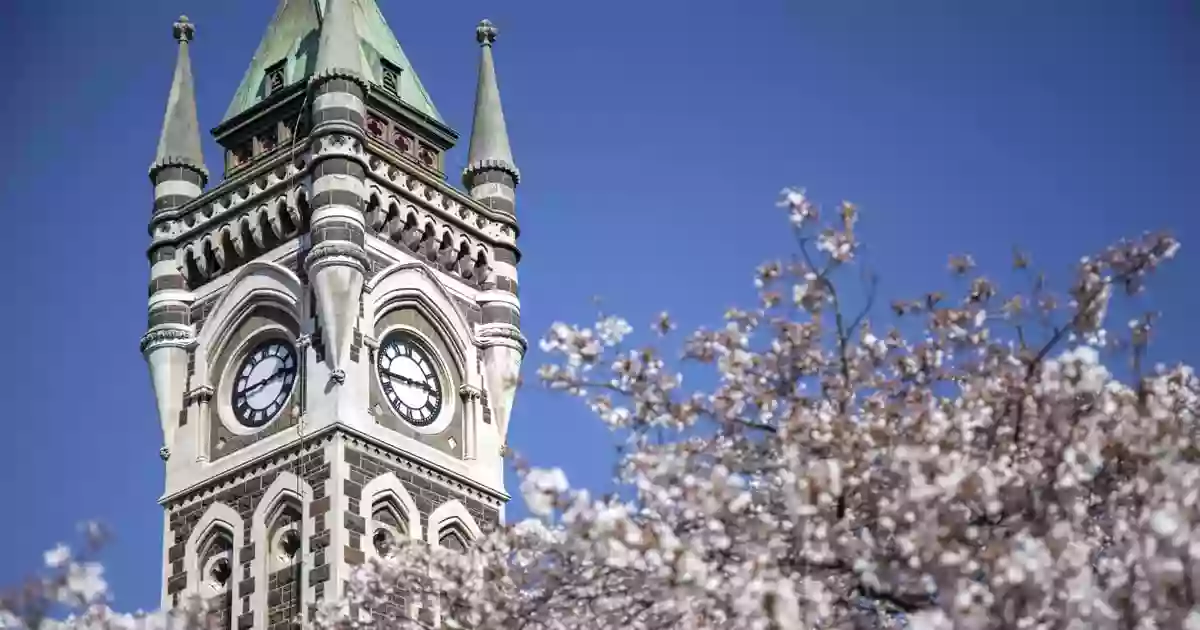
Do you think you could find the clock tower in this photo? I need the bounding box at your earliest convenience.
[141,3,524,627]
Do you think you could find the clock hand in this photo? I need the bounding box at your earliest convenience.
[381,369,435,394]
[243,366,291,396]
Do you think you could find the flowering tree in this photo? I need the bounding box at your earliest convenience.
[6,189,1195,630]
[333,189,1192,630]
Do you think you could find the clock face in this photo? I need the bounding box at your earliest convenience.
[231,340,297,427]
[377,333,442,426]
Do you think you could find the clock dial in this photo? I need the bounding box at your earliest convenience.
[377,333,442,427]
[231,340,298,427]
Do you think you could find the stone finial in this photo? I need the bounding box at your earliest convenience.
[173,15,195,43]
[476,19,498,46]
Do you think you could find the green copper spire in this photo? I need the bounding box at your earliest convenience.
[221,0,442,123]
[153,16,207,180]
[464,20,519,184]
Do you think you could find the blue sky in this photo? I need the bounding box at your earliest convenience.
[0,0,1197,613]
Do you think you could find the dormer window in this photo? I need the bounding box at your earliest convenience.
[265,60,287,97]
[381,60,402,95]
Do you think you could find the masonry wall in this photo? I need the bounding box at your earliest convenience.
[163,437,333,629]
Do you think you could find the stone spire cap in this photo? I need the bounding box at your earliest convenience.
[311,0,368,87]
[151,15,208,182]
[464,19,520,185]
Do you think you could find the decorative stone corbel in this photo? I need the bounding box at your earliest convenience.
[141,326,196,461]
[475,324,526,443]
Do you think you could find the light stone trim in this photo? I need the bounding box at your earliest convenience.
[156,180,204,200]
[343,431,507,508]
[365,261,479,377]
[313,92,365,113]
[311,172,367,197]
[476,289,520,311]
[426,499,484,546]
[151,154,307,238]
[365,236,484,301]
[363,150,517,246]
[148,289,195,310]
[161,430,333,510]
[174,189,308,286]
[310,204,367,226]
[191,261,303,389]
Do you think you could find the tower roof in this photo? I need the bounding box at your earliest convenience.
[222,0,441,124]
[464,20,519,184]
[154,15,208,179]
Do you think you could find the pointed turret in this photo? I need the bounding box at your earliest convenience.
[151,15,208,186]
[463,19,520,200]
[467,20,526,444]
[143,16,205,462]
[304,0,371,384]
[313,0,366,82]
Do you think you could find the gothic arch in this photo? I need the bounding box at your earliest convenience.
[184,502,246,604]
[366,262,475,375]
[250,470,314,630]
[360,472,422,558]
[426,499,483,547]
[192,261,303,388]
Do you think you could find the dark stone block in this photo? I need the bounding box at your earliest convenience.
[312,157,365,179]
[149,245,176,263]
[309,496,330,517]
[309,564,330,586]
[345,545,364,566]
[312,107,365,129]
[167,573,187,594]
[310,530,331,549]
[495,276,519,296]
[483,196,515,215]
[466,169,515,188]
[168,543,185,562]
[238,577,255,596]
[310,189,365,212]
[343,479,361,500]
[482,304,519,327]
[238,613,253,630]
[149,274,187,296]
[153,194,195,213]
[492,246,518,265]
[314,79,364,100]
[344,512,365,534]
[154,166,206,187]
[311,221,364,247]
[148,304,190,328]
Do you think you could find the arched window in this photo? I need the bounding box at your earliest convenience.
[198,526,234,630]
[263,497,304,625]
[437,524,470,554]
[370,496,408,558]
[266,500,303,574]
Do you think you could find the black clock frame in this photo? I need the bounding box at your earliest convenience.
[230,339,298,428]
[376,331,444,427]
